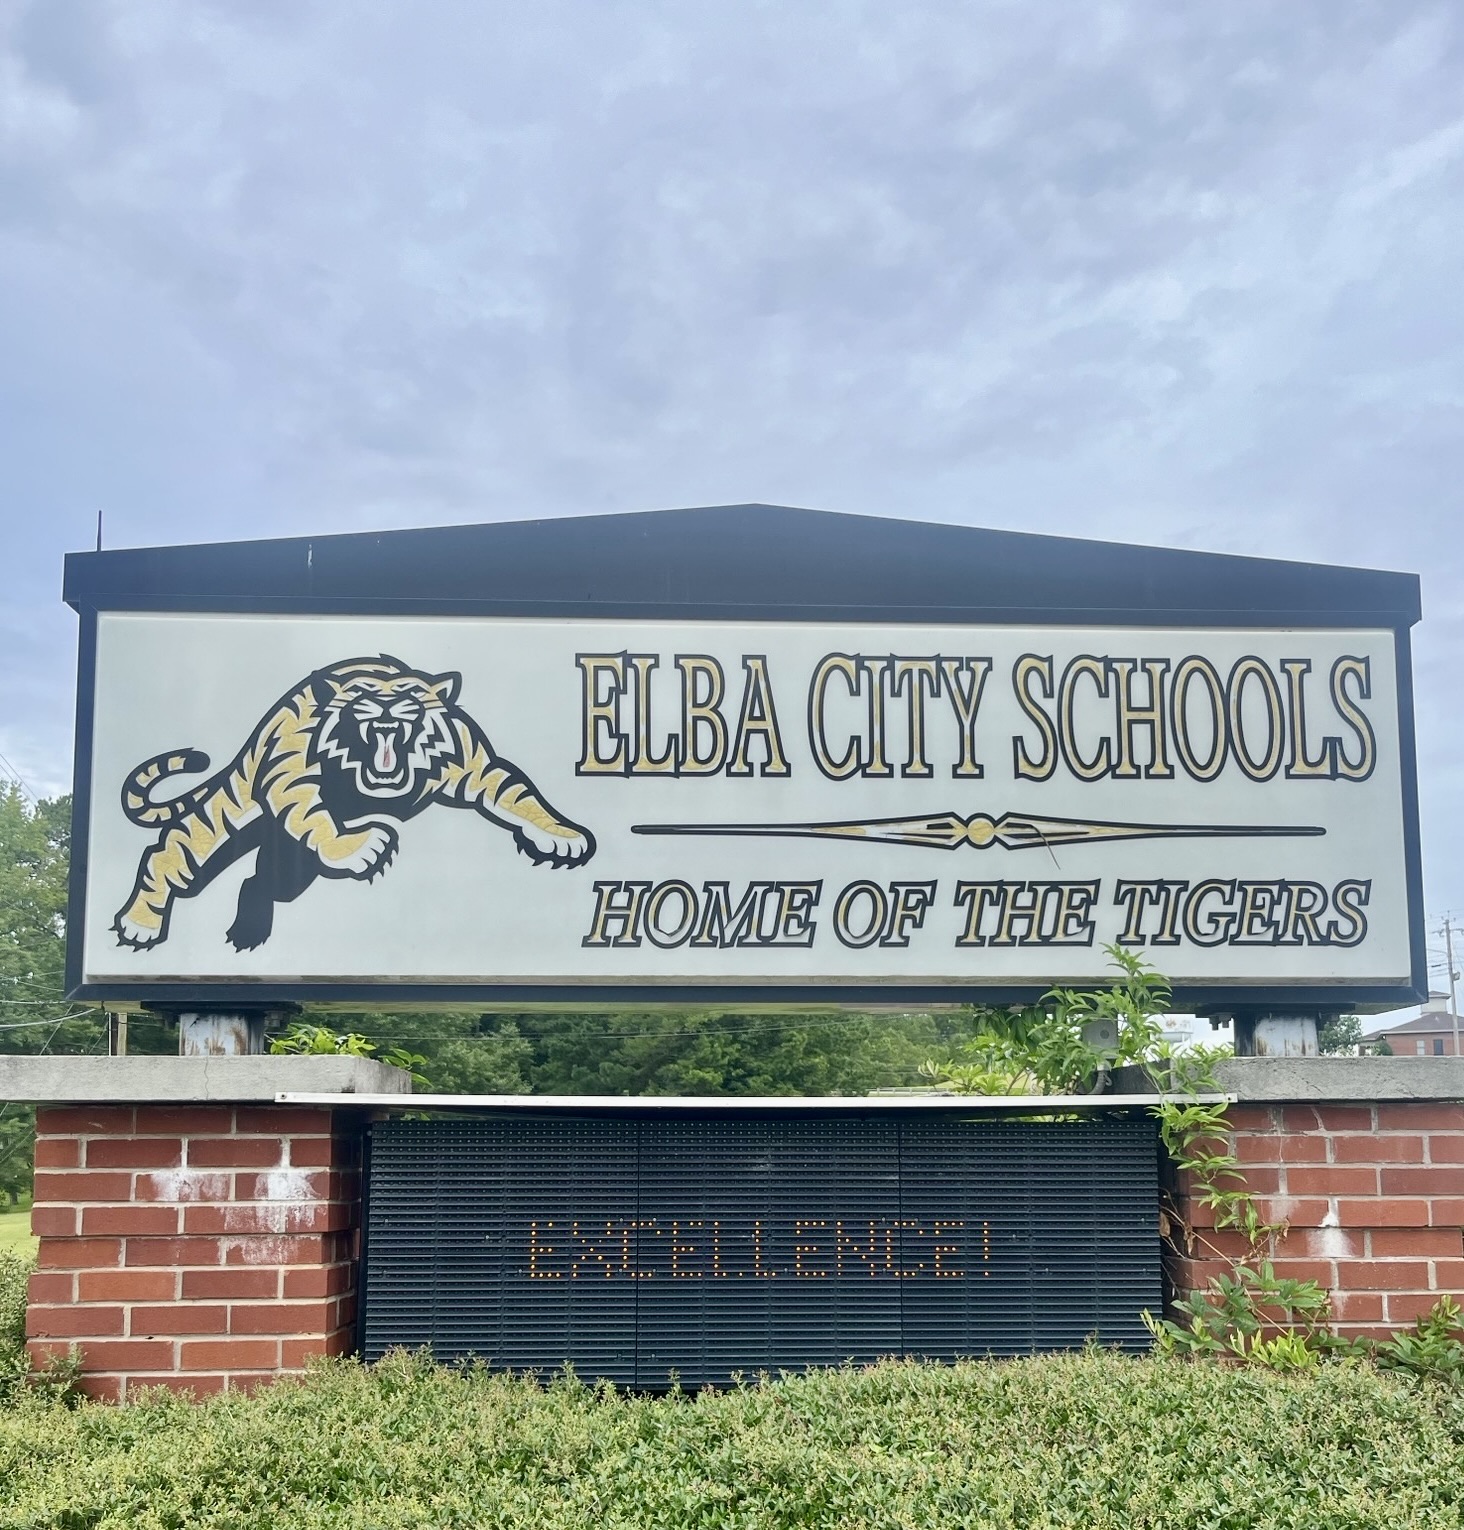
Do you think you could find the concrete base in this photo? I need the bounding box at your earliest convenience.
[0,1054,412,1104]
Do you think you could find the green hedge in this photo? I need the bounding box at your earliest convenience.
[0,1253,27,1394]
[1,1348,1462,1528]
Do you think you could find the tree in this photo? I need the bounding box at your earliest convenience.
[307,1007,970,1097]
[0,787,108,1202]
[1317,1014,1390,1057]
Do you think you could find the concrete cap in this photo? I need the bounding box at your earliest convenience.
[0,1054,412,1104]
[1115,1056,1464,1103]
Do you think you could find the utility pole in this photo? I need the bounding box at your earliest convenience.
[1441,916,1461,1060]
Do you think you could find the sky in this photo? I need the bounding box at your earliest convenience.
[0,1,1461,1007]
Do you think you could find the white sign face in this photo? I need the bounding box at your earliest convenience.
[79,611,1412,998]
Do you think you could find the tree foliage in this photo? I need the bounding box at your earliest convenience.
[298,1007,972,1096]
[0,787,102,1202]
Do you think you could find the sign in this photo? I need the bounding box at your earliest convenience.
[359,1112,1162,1385]
[62,506,1425,1009]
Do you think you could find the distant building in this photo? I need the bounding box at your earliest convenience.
[1373,994,1464,1056]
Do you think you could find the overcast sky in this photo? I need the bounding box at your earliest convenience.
[1,2,1461,1000]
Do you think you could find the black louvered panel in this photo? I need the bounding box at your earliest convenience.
[362,1115,639,1382]
[897,1118,1160,1359]
[634,1118,901,1388]
[361,1112,1162,1385]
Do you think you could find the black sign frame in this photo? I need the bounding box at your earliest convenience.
[62,504,1428,1010]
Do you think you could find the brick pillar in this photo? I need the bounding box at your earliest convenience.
[26,1104,364,1401]
[1171,1102,1464,1337]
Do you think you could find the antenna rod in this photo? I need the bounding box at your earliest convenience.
[95,511,103,552]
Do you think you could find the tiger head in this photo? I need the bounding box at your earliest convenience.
[312,656,461,798]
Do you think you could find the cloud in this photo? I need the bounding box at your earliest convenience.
[0,0,1460,933]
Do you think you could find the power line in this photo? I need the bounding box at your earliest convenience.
[0,749,39,803]
[0,1009,99,1030]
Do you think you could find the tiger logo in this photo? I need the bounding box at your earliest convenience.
[113,654,596,952]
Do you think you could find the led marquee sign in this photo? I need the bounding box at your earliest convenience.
[63,505,1426,1009]
[359,1111,1163,1386]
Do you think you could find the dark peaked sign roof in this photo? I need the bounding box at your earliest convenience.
[63,502,1421,627]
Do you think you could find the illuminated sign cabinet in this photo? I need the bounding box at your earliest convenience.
[64,503,1426,1011]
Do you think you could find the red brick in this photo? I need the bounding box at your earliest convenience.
[31,1205,77,1237]
[127,1373,228,1399]
[1223,1167,1281,1196]
[26,1339,77,1369]
[1338,1198,1430,1227]
[1337,1260,1432,1291]
[230,1300,334,1336]
[1335,1324,1398,1342]
[185,1203,339,1236]
[1274,1134,1328,1162]
[124,1237,222,1267]
[225,1371,280,1394]
[1331,1291,1384,1322]
[282,1331,353,1368]
[1260,1258,1335,1287]
[33,1170,133,1204]
[1225,1106,1277,1132]
[180,1338,278,1371]
[76,1373,124,1403]
[1431,1199,1464,1227]
[1332,1134,1424,1164]
[1234,1135,1285,1164]
[1164,1257,1213,1293]
[134,1106,236,1135]
[26,1305,125,1339]
[182,1268,279,1301]
[220,1234,329,1266]
[78,1269,178,1302]
[286,1137,357,1169]
[1277,1106,1324,1133]
[1381,1165,1464,1196]
[130,1304,228,1336]
[1259,1197,1330,1228]
[336,1294,357,1328]
[1370,1227,1460,1258]
[1430,1259,1464,1291]
[38,1237,121,1270]
[36,1106,134,1135]
[87,1138,182,1170]
[81,1205,180,1237]
[33,1138,79,1168]
[233,1169,332,1202]
[1378,1104,1464,1132]
[1428,1136,1464,1164]
[1286,1227,1361,1260]
[282,1264,352,1299]
[72,1339,178,1370]
[1387,1291,1456,1324]
[1313,1107,1376,1132]
[1284,1166,1377,1196]
[28,1271,75,1303]
[187,1138,284,1169]
[135,1169,232,1203]
[1184,1229,1253,1262]
[234,1107,336,1135]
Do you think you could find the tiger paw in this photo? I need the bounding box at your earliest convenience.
[331,823,399,880]
[113,907,165,949]
[514,820,596,868]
